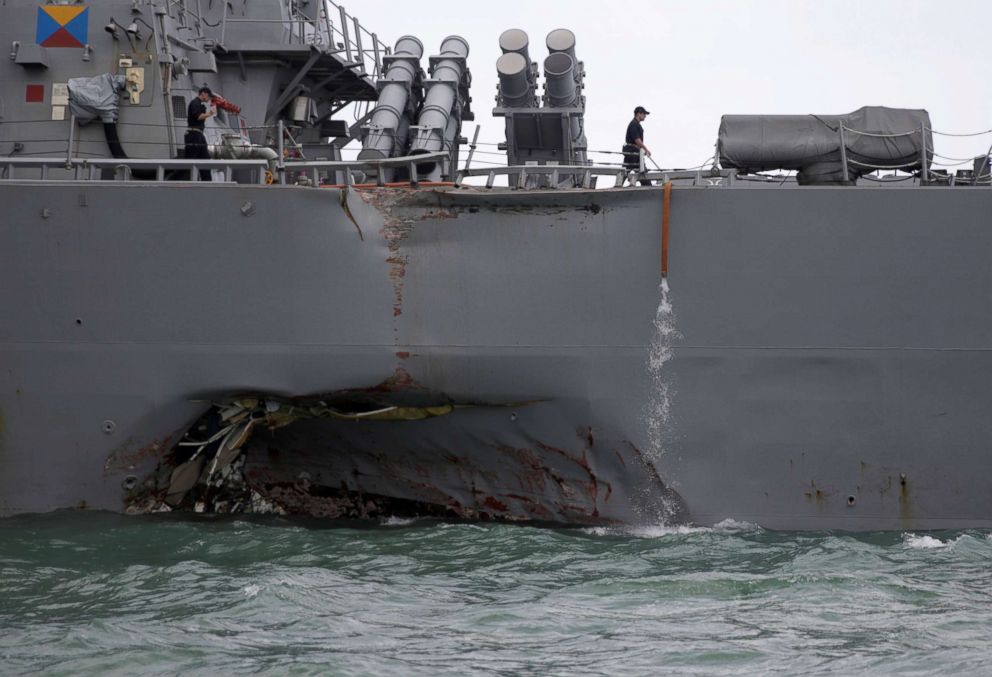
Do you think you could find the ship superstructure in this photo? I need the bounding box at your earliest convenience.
[1,1,992,529]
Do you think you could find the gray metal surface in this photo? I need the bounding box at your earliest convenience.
[719,107,933,184]
[4,2,992,530]
[2,178,992,529]
[494,28,588,187]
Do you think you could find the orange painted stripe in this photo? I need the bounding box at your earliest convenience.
[661,181,671,277]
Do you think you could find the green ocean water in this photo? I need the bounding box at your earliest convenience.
[1,513,991,675]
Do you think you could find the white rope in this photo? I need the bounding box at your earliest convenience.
[860,173,916,183]
[930,150,980,162]
[841,125,919,138]
[930,158,974,168]
[846,158,919,170]
[928,128,992,138]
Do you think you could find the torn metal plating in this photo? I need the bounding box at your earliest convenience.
[125,394,462,516]
[123,390,685,525]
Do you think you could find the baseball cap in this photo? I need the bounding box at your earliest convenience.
[634,106,650,115]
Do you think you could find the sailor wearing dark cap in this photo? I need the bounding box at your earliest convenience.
[623,106,652,185]
[185,86,216,181]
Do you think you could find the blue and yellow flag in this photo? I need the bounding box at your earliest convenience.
[36,5,89,48]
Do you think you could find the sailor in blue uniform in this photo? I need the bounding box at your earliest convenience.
[623,106,653,185]
[185,87,216,181]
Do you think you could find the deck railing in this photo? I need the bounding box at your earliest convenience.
[214,0,383,78]
[0,152,450,187]
[455,164,738,188]
[0,157,271,183]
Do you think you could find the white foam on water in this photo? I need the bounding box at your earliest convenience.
[583,524,709,538]
[711,518,763,532]
[583,518,761,539]
[903,533,952,549]
[645,278,680,460]
[243,584,261,598]
[380,516,417,527]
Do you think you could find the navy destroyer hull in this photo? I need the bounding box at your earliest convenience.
[1,181,991,529]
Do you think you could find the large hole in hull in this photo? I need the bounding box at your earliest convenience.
[124,393,688,526]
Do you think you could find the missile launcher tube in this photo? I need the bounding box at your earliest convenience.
[545,28,577,61]
[497,29,537,108]
[409,35,470,174]
[496,52,532,107]
[498,28,531,63]
[358,35,424,160]
[543,52,577,107]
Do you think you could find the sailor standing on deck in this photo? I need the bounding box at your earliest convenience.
[623,106,652,186]
[185,87,215,182]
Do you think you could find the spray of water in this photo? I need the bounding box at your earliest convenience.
[645,278,680,459]
[633,278,685,526]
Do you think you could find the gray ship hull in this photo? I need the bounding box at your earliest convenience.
[1,180,991,529]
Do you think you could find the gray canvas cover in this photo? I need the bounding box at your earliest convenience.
[718,106,932,184]
[67,73,126,124]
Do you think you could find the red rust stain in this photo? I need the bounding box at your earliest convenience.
[517,469,548,493]
[395,351,410,359]
[503,494,554,520]
[380,215,413,326]
[536,440,598,511]
[104,429,181,476]
[613,448,627,467]
[371,366,418,392]
[535,441,572,461]
[603,482,613,503]
[483,496,508,512]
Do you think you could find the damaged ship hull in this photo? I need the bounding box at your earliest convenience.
[2,181,992,529]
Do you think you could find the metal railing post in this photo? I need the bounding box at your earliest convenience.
[322,1,333,48]
[338,5,352,62]
[918,122,929,184]
[372,33,381,76]
[352,17,364,72]
[838,124,849,184]
[65,114,76,169]
[220,1,227,46]
[277,119,286,184]
[463,125,480,172]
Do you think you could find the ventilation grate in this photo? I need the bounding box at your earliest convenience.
[172,95,187,119]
